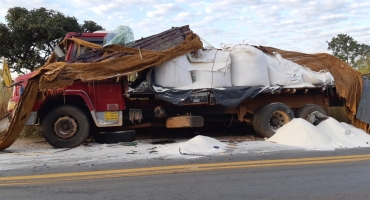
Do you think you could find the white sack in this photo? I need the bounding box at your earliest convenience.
[301,68,334,85]
[266,53,304,86]
[223,44,270,87]
[267,52,334,86]
[154,55,192,88]
[184,48,232,89]
[187,49,231,71]
[191,69,232,88]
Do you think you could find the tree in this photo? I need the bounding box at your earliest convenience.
[356,54,370,74]
[327,34,370,67]
[81,20,103,33]
[0,7,104,74]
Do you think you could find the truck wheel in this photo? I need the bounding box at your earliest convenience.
[95,130,136,144]
[253,102,294,138]
[295,104,327,120]
[42,105,90,148]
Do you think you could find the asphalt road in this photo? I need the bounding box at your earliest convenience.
[2,148,370,200]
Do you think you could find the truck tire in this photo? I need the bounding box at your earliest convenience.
[42,105,90,148]
[295,104,327,120]
[95,130,136,144]
[253,102,294,138]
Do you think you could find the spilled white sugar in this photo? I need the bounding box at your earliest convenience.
[267,117,370,149]
[266,118,331,147]
[3,121,370,171]
[3,135,309,171]
[157,135,227,155]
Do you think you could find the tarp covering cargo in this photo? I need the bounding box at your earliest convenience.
[258,46,364,131]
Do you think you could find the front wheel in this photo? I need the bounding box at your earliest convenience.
[253,102,294,138]
[42,105,90,148]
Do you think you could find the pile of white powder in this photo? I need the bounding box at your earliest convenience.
[157,135,227,155]
[267,117,370,149]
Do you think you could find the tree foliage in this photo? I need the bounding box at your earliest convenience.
[80,20,103,33]
[0,7,103,74]
[327,34,370,67]
[356,54,370,74]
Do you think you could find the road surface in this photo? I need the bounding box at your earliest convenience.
[1,148,370,199]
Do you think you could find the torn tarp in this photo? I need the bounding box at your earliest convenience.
[156,89,193,106]
[211,86,264,107]
[152,85,264,107]
[259,46,364,131]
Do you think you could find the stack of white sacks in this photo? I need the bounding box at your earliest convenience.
[154,44,334,89]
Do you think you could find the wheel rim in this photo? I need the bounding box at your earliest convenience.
[304,112,314,121]
[54,116,78,139]
[269,111,290,131]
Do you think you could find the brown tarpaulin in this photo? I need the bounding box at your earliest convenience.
[259,46,366,131]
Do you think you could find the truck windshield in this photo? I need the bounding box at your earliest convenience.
[69,37,104,60]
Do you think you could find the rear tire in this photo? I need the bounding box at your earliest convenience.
[42,105,90,148]
[295,104,327,120]
[253,102,294,138]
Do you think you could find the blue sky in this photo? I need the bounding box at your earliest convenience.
[1,0,370,53]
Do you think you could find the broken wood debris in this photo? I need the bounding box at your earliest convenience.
[72,25,192,63]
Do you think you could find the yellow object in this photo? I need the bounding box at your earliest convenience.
[7,99,17,112]
[2,57,12,87]
[104,112,118,120]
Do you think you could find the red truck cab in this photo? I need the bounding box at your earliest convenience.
[8,32,129,148]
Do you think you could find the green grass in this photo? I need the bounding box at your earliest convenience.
[328,107,351,123]
[0,88,12,117]
[19,126,43,139]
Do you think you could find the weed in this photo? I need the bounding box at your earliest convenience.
[19,126,43,139]
[0,77,12,136]
[328,107,350,123]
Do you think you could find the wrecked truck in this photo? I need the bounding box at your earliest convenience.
[1,25,358,150]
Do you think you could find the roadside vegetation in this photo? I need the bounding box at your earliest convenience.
[328,107,350,123]
[0,75,12,138]
[0,7,103,74]
[0,77,11,117]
